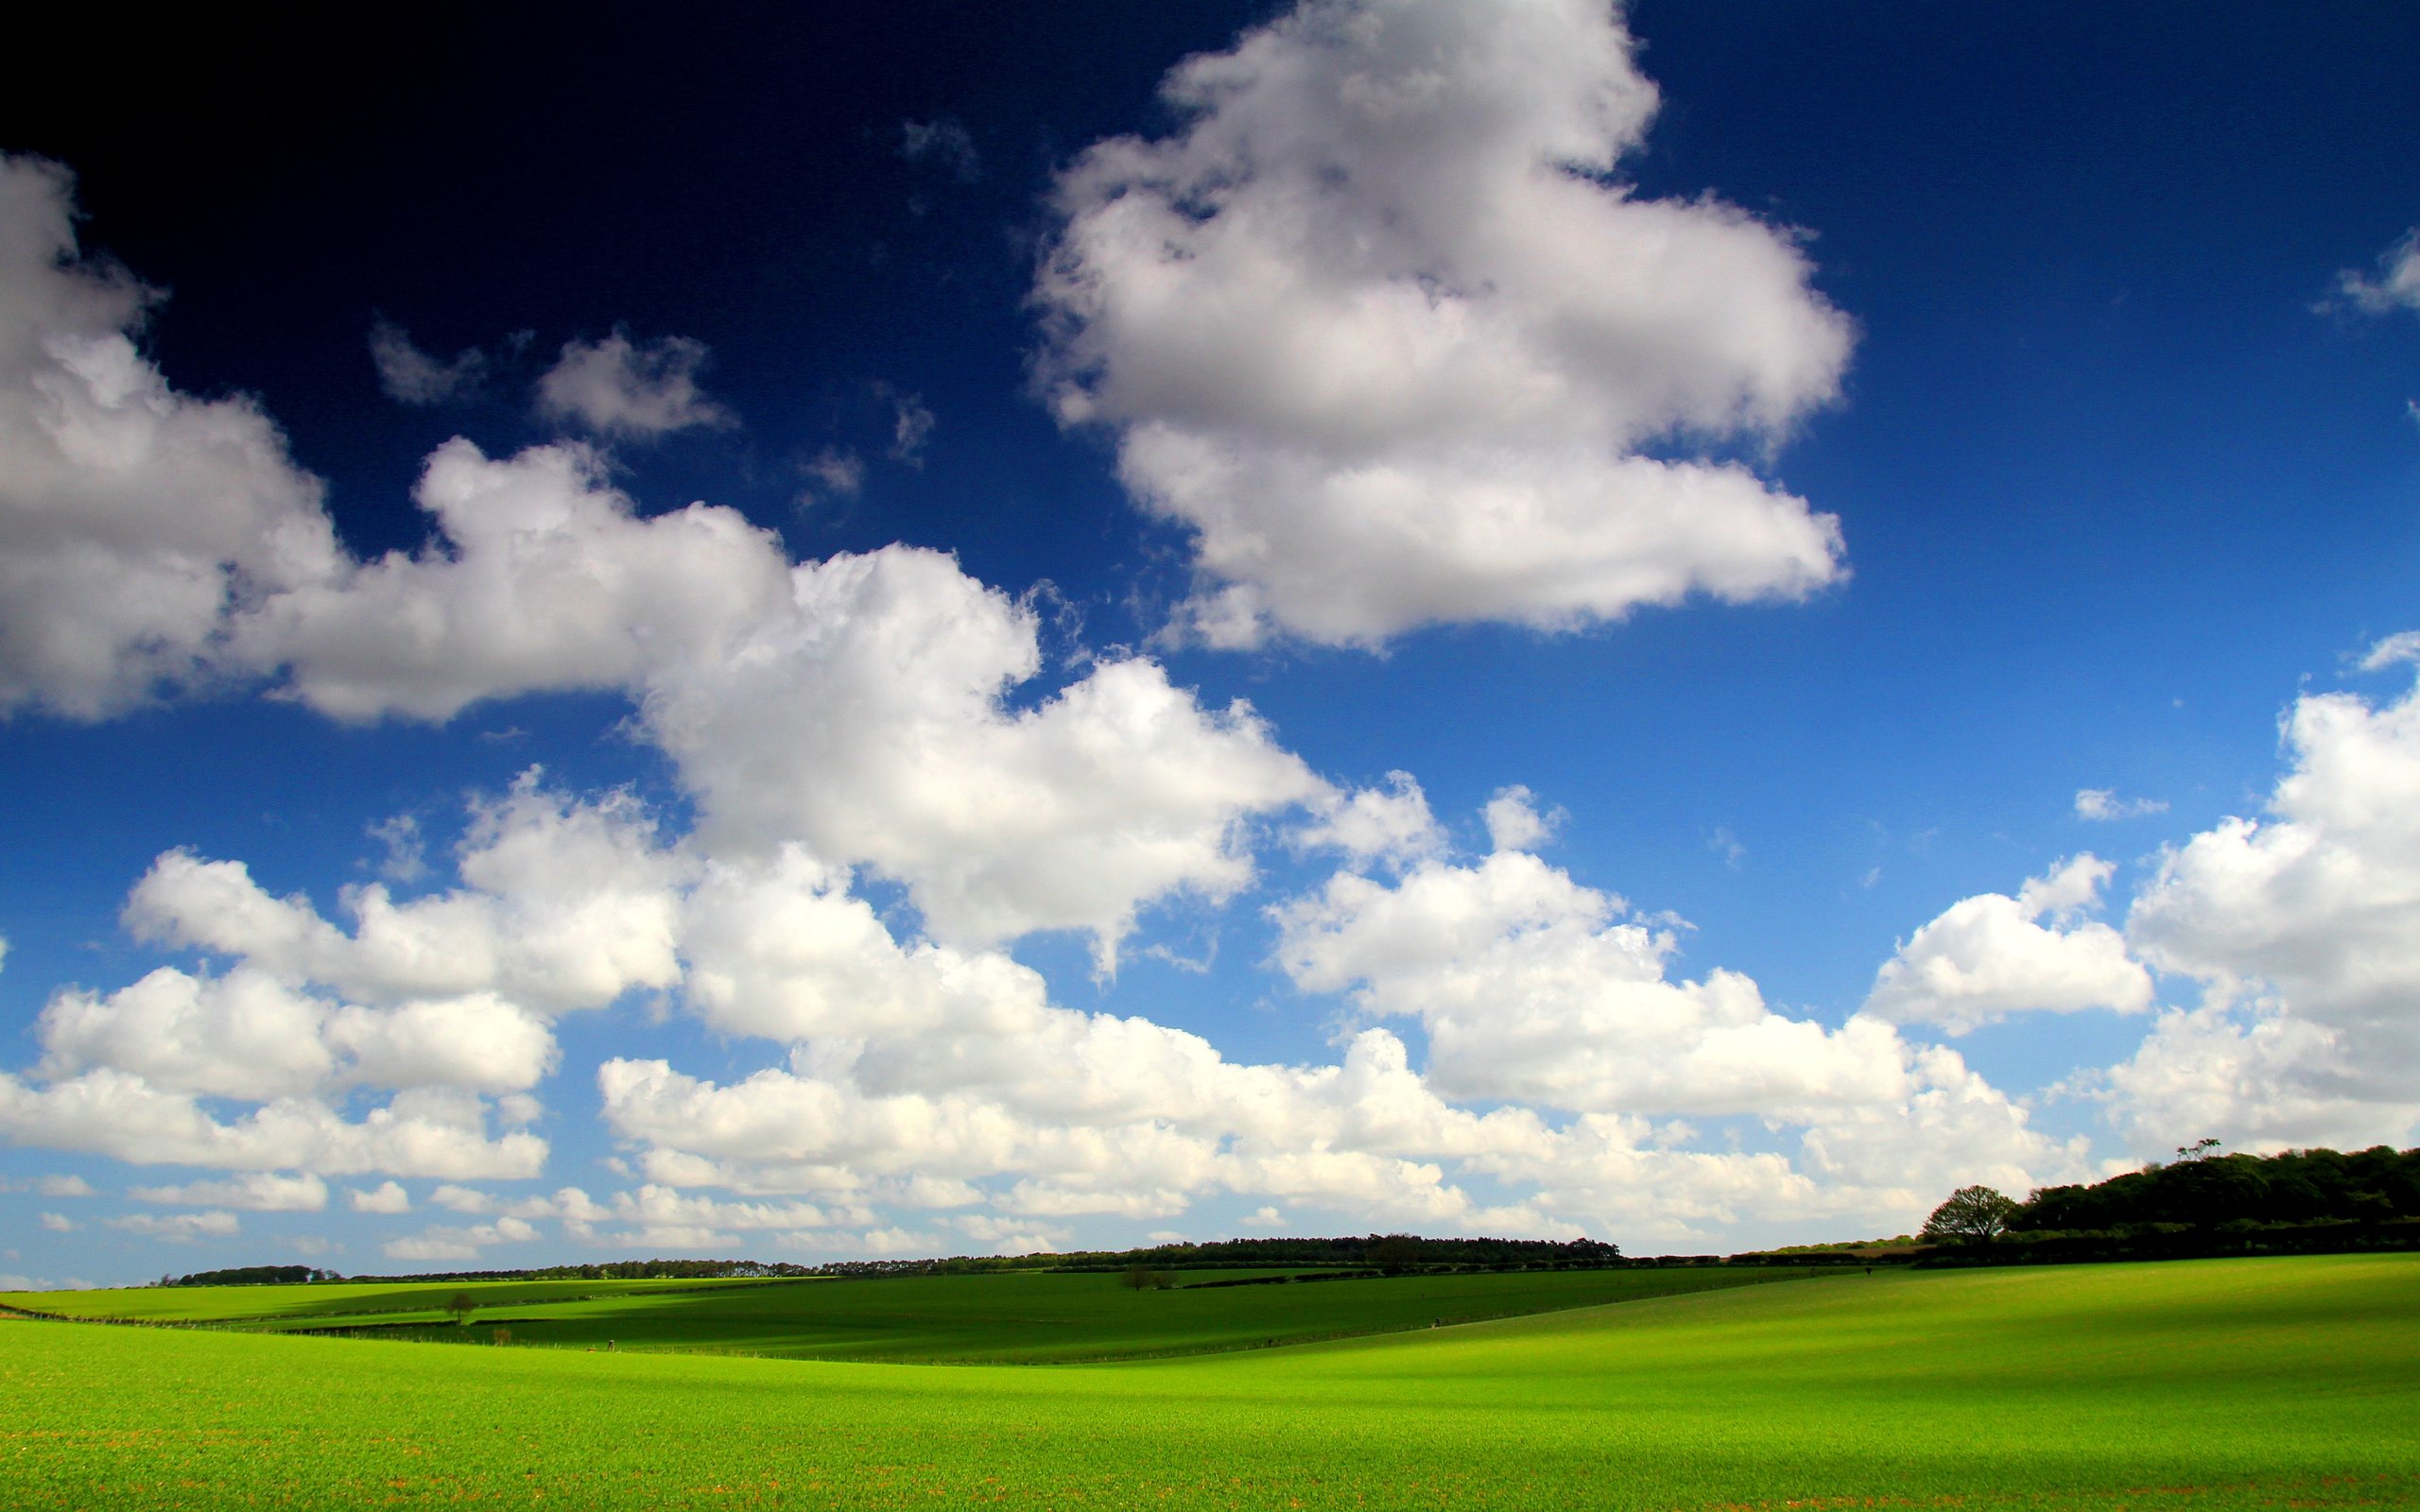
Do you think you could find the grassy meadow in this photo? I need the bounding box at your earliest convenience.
[147,1265,1811,1362]
[4,1254,2414,1509]
[0,1273,787,1324]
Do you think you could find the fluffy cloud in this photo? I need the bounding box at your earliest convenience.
[0,1069,544,1179]
[231,439,792,722]
[0,167,1329,969]
[36,966,335,1101]
[368,319,486,404]
[2110,645,2420,1150]
[599,795,2080,1246]
[1035,0,1850,645]
[231,440,1322,959]
[126,776,683,1015]
[631,546,1323,959]
[384,1214,538,1262]
[535,328,735,438]
[1275,840,1908,1117]
[1862,855,2153,1035]
[0,154,343,717]
[347,1180,410,1213]
[1294,771,1444,867]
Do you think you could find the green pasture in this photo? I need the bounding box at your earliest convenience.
[3,1254,2414,1510]
[255,1264,1817,1361]
[0,1273,786,1323]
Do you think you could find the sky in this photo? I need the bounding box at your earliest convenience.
[2,0,2417,1286]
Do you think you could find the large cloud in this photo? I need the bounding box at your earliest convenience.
[593,795,2080,1248]
[1034,0,1851,645]
[0,780,675,1179]
[0,1073,544,1179]
[2109,644,2420,1151]
[239,441,1322,957]
[0,163,1322,964]
[0,155,342,717]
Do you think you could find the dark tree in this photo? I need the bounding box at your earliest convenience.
[444,1290,477,1325]
[1923,1186,2018,1244]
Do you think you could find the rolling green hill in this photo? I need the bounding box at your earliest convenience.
[5,1265,1815,1361]
[3,1255,2412,1510]
[0,1273,788,1324]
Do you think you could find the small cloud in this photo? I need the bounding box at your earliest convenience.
[1483,786,1560,853]
[367,814,427,885]
[899,118,979,181]
[881,387,936,467]
[497,1093,544,1129]
[108,1211,239,1242]
[369,318,487,404]
[2074,788,2169,822]
[39,1212,75,1232]
[1706,827,1745,868]
[1295,771,1443,868]
[2330,229,2420,317]
[384,1215,538,1262]
[430,1184,493,1214]
[799,446,866,506]
[347,1181,410,1215]
[1241,1205,1287,1228]
[537,327,737,439]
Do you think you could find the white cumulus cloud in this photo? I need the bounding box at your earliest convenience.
[347,1180,410,1213]
[0,154,344,718]
[2110,642,2420,1151]
[1034,0,1851,646]
[1862,854,2153,1036]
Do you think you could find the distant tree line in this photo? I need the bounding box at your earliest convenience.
[159,1265,342,1287]
[1911,1144,2420,1267]
[337,1259,820,1284]
[2012,1144,2420,1231]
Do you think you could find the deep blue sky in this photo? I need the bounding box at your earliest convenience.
[3,1,2416,1284]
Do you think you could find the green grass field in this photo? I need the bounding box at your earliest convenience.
[3,1266,1819,1361]
[276,1266,1820,1361]
[0,1273,789,1323]
[4,1255,2413,1509]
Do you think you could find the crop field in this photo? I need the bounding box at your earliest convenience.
[3,1254,2414,1510]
